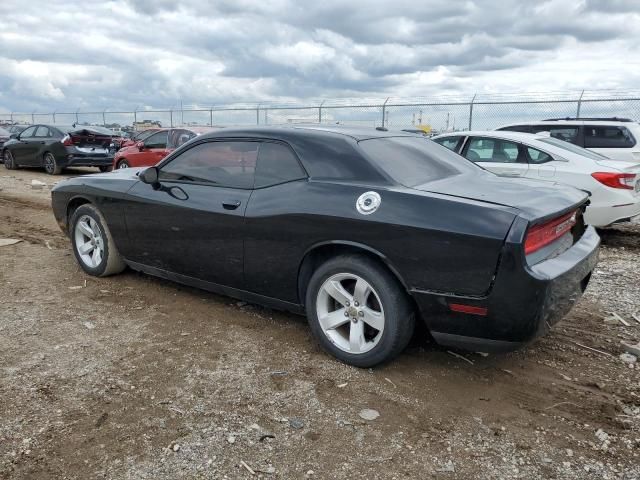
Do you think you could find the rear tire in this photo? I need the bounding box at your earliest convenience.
[43,152,62,175]
[305,254,415,367]
[4,150,17,170]
[117,159,130,169]
[70,204,126,277]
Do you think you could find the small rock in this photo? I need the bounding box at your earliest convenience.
[227,435,236,444]
[289,418,304,430]
[566,449,573,457]
[619,353,637,364]
[436,460,455,473]
[264,466,276,474]
[595,429,609,442]
[31,179,46,190]
[336,383,348,388]
[621,342,640,358]
[172,444,180,452]
[542,457,552,464]
[0,238,21,247]
[83,322,95,330]
[359,409,380,421]
[68,285,83,290]
[306,470,315,476]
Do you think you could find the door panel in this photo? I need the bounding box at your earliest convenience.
[123,181,251,288]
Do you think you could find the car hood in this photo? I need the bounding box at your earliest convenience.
[413,170,589,221]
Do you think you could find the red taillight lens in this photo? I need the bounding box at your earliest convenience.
[591,172,636,190]
[524,210,577,256]
[61,134,73,146]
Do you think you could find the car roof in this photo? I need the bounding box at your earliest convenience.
[434,130,544,141]
[497,119,639,128]
[194,125,416,142]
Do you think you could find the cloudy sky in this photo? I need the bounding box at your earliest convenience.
[0,0,639,113]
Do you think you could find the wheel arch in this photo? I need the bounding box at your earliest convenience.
[66,195,93,225]
[297,240,411,307]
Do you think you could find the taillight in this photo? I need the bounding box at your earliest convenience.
[61,134,73,146]
[524,210,577,256]
[591,172,636,190]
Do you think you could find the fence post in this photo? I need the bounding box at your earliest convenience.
[75,109,79,125]
[256,104,260,125]
[102,110,106,126]
[134,109,138,125]
[318,100,325,123]
[576,90,585,118]
[170,110,173,127]
[10,112,13,123]
[381,97,390,127]
[52,111,56,124]
[468,94,476,130]
[210,108,213,126]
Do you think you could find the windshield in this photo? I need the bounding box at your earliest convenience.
[358,136,481,187]
[0,127,10,136]
[538,137,608,161]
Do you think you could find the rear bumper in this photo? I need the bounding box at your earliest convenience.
[59,151,115,168]
[413,226,600,352]
[585,201,640,227]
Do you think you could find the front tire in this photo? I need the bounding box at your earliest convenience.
[4,150,17,170]
[306,254,415,367]
[116,159,130,169]
[70,204,126,277]
[43,152,62,175]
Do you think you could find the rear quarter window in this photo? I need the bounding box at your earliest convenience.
[584,125,636,148]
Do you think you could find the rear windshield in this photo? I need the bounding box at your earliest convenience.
[358,136,479,187]
[538,137,607,161]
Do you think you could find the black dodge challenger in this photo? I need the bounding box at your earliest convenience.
[51,126,599,367]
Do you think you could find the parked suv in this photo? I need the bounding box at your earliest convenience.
[496,118,640,162]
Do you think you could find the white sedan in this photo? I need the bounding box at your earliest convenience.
[432,130,640,227]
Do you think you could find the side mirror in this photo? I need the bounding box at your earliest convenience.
[10,133,18,140]
[139,166,160,188]
[136,141,145,151]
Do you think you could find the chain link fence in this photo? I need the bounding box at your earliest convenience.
[2,90,640,132]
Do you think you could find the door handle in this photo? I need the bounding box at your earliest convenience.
[222,200,241,210]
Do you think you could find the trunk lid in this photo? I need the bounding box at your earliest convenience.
[413,170,589,221]
[595,159,640,173]
[68,128,114,149]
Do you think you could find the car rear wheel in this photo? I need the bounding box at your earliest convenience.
[43,152,62,175]
[4,150,17,170]
[117,159,130,169]
[70,204,126,277]
[306,254,415,367]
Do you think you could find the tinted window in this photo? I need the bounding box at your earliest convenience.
[584,126,636,148]
[465,137,521,163]
[160,141,258,188]
[255,142,306,188]
[526,147,553,164]
[498,125,533,133]
[35,126,50,137]
[531,125,579,144]
[168,129,197,149]
[145,131,168,149]
[358,137,479,187]
[434,136,463,152]
[20,126,36,138]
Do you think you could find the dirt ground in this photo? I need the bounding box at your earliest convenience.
[1,167,639,480]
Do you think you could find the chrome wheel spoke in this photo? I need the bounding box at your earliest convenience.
[319,308,350,331]
[77,221,93,238]
[349,320,366,353]
[353,277,370,306]
[78,241,94,255]
[323,280,353,307]
[361,306,384,331]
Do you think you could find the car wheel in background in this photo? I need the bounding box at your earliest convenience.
[117,159,130,169]
[306,254,415,367]
[4,150,17,170]
[70,204,126,277]
[43,152,62,175]
[99,166,113,173]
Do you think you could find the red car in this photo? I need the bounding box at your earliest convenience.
[113,128,198,169]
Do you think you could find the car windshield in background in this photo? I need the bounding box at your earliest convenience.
[0,127,10,136]
[358,136,479,187]
[538,137,608,161]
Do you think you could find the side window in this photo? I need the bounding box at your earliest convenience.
[434,136,463,152]
[464,137,521,163]
[584,126,636,148]
[532,125,579,144]
[20,126,36,138]
[526,147,554,164]
[35,126,50,138]
[159,141,258,188]
[145,131,168,149]
[168,129,196,148]
[255,142,306,188]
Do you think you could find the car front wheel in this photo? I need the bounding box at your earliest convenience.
[4,150,17,170]
[117,159,130,169]
[70,204,126,277]
[306,254,415,367]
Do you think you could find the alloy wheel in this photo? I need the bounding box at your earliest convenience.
[316,273,385,354]
[44,153,56,174]
[74,215,105,268]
